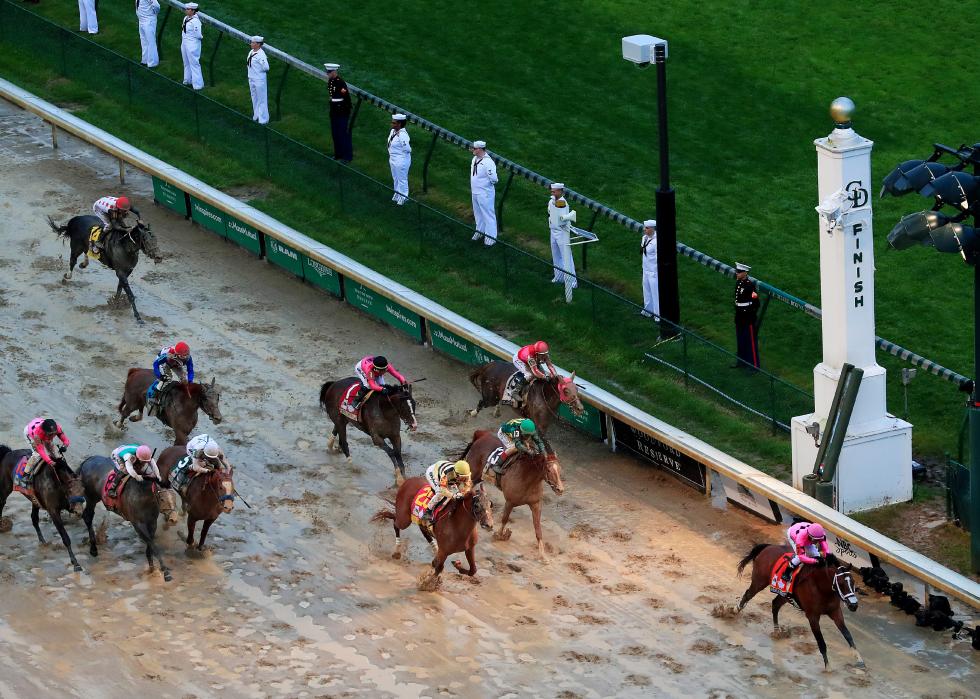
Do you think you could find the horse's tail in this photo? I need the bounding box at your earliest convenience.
[47,215,70,238]
[736,543,770,576]
[468,365,485,390]
[371,508,395,523]
[0,444,10,464]
[319,381,335,412]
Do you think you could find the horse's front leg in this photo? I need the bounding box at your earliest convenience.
[197,518,216,551]
[49,510,83,572]
[371,433,401,485]
[389,432,406,485]
[806,612,830,670]
[452,545,477,576]
[529,500,548,560]
[116,272,143,324]
[829,607,865,669]
[494,502,514,542]
[64,246,81,280]
[185,517,198,548]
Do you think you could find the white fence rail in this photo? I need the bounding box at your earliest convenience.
[3,76,977,612]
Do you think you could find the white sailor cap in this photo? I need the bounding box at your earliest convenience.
[251,35,264,43]
[392,113,407,122]
[549,182,565,190]
[735,262,751,272]
[185,2,199,9]
[323,62,340,72]
[643,219,657,228]
[472,140,487,149]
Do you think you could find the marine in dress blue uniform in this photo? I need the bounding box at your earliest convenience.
[733,262,760,369]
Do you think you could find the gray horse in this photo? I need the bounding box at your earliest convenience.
[78,455,179,582]
[47,214,163,323]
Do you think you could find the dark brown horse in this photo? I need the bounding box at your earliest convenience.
[372,475,493,590]
[0,446,86,572]
[468,360,584,433]
[48,214,163,324]
[157,446,235,553]
[458,429,563,559]
[319,378,418,485]
[735,543,864,669]
[78,455,179,581]
[117,368,223,445]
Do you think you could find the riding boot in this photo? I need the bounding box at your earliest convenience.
[781,564,795,582]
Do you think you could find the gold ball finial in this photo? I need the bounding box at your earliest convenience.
[829,97,855,126]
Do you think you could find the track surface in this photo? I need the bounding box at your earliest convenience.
[0,100,975,698]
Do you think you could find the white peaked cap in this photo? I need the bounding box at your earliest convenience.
[735,262,751,272]
[643,219,657,228]
[323,62,340,71]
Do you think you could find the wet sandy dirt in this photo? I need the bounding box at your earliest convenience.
[0,99,976,698]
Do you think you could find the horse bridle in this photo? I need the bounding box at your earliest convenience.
[832,567,858,605]
[384,387,417,426]
[45,459,86,508]
[203,468,235,506]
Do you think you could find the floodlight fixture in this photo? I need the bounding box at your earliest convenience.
[886,210,950,250]
[920,171,980,212]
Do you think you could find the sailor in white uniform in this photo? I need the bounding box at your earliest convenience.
[246,35,270,124]
[180,3,204,91]
[469,140,499,245]
[387,114,411,205]
[640,219,659,318]
[136,0,161,68]
[547,183,577,287]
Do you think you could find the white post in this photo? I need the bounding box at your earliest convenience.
[791,98,913,513]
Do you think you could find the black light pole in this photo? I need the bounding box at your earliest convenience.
[653,42,680,337]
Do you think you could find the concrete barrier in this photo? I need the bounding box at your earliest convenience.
[3,76,977,611]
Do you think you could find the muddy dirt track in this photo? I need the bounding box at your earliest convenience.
[0,100,975,699]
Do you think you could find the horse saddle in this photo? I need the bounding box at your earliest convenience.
[12,456,39,504]
[411,486,451,529]
[504,372,529,407]
[340,384,371,421]
[169,456,195,496]
[484,446,510,479]
[86,224,104,261]
[770,553,802,597]
[102,470,132,513]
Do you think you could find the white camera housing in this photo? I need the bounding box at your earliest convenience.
[621,35,668,65]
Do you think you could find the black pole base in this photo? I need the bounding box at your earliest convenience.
[656,188,680,337]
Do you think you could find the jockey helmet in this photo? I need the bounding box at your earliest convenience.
[452,460,471,478]
[520,418,536,435]
[807,523,826,541]
[174,341,190,357]
[136,445,153,462]
[115,196,131,211]
[373,355,389,369]
[41,418,58,435]
[203,442,221,459]
[534,340,549,354]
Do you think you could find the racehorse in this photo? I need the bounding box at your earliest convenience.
[735,543,864,669]
[468,360,584,433]
[372,475,493,590]
[319,378,418,485]
[0,446,86,572]
[77,455,179,582]
[457,429,563,559]
[157,445,235,553]
[48,214,163,324]
[117,368,223,445]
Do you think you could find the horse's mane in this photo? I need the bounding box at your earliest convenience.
[824,553,841,568]
[0,444,9,463]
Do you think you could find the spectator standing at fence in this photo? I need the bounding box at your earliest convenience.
[733,261,761,369]
[136,0,161,68]
[640,219,659,318]
[246,36,270,125]
[78,0,98,34]
[325,63,354,163]
[387,114,411,205]
[469,140,498,246]
[180,3,204,91]
[547,183,577,287]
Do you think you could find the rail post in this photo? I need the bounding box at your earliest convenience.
[207,31,224,87]
[422,132,438,193]
[496,171,515,232]
[273,63,291,121]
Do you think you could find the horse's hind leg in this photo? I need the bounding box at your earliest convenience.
[83,500,99,557]
[30,505,46,544]
[830,607,865,669]
[391,525,403,560]
[771,594,789,633]
[49,511,82,572]
[452,545,477,576]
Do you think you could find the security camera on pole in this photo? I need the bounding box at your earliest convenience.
[790,98,913,513]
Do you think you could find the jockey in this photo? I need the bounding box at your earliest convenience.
[782,521,830,581]
[110,444,161,483]
[185,433,231,473]
[498,418,546,459]
[91,195,140,257]
[23,417,70,478]
[423,460,471,522]
[148,341,194,415]
[505,340,558,405]
[351,355,406,411]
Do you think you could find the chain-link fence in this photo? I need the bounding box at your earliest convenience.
[0,1,817,430]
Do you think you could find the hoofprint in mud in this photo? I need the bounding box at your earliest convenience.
[0,100,975,698]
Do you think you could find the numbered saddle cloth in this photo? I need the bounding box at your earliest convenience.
[770,553,802,597]
[12,456,37,503]
[102,470,131,513]
[340,383,371,421]
[86,224,104,261]
[411,486,452,528]
[169,455,194,497]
